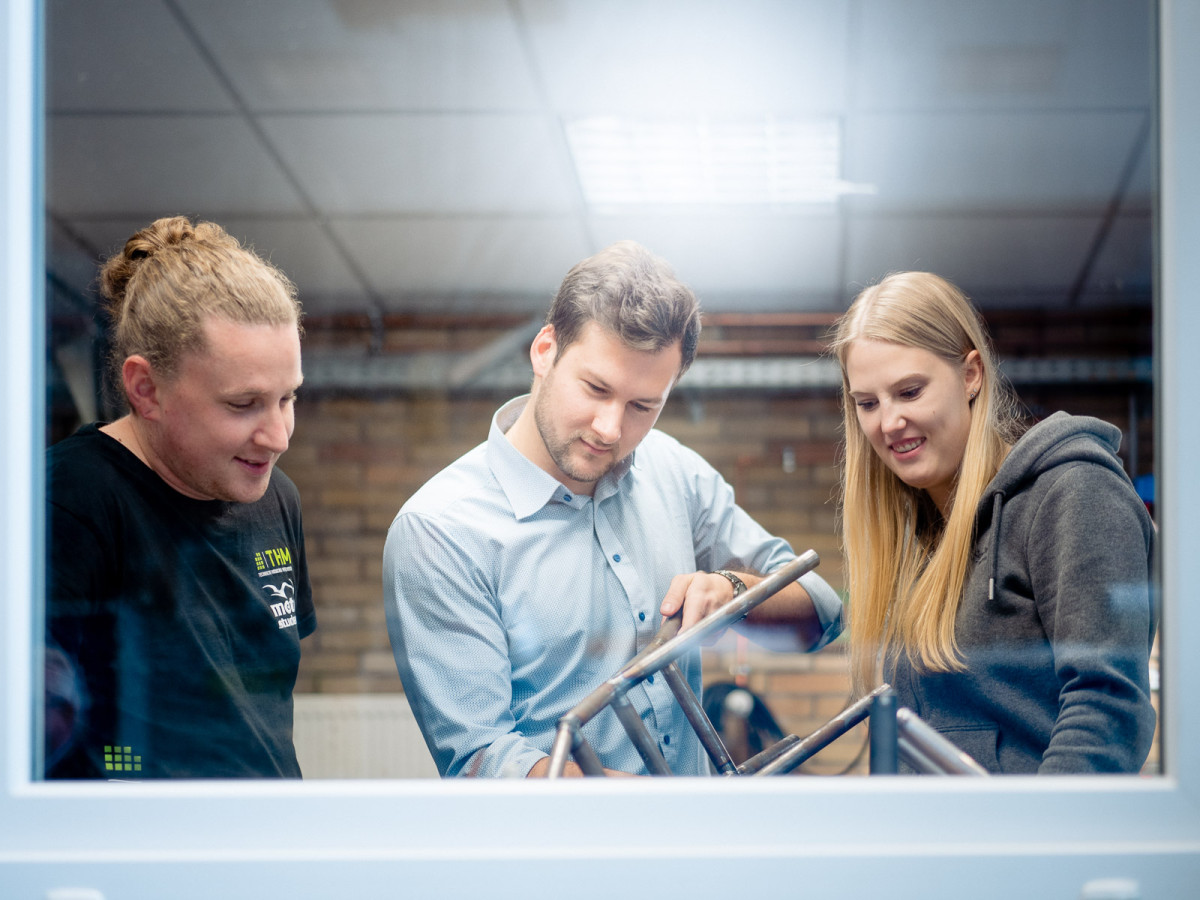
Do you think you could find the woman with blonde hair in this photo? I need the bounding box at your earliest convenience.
[831,271,1156,773]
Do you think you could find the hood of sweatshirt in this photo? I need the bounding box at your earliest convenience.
[986,411,1126,501]
[975,411,1128,599]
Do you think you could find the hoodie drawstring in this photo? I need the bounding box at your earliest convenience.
[988,492,1005,601]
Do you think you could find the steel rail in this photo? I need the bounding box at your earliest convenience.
[751,685,892,776]
[546,550,820,777]
[896,707,990,775]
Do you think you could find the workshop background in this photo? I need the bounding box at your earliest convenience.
[43,0,1156,777]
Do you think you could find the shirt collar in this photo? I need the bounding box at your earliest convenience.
[486,395,636,519]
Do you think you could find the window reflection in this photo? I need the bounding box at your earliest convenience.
[42,0,1157,779]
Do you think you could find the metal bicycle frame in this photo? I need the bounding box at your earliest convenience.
[545,549,988,778]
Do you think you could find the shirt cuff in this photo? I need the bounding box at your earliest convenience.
[454,734,551,779]
[797,570,845,651]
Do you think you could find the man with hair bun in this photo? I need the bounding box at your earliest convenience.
[384,241,844,778]
[45,216,316,779]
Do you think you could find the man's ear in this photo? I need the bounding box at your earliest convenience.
[121,355,163,420]
[529,325,558,379]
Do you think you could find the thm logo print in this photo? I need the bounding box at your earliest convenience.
[105,745,142,773]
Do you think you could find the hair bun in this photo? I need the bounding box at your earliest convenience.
[99,215,300,390]
[99,216,196,315]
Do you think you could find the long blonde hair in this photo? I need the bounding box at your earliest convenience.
[830,272,1022,694]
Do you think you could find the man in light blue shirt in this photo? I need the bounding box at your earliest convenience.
[383,241,843,778]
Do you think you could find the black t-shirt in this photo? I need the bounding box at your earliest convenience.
[45,424,316,779]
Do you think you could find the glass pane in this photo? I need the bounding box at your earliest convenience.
[41,0,1158,780]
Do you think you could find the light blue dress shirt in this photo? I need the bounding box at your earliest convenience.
[383,396,843,778]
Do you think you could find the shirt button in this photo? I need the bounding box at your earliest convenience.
[638,611,646,621]
[612,554,621,562]
[646,674,654,684]
[663,734,672,745]
[563,494,572,502]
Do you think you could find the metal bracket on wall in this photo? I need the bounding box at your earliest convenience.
[301,351,1152,393]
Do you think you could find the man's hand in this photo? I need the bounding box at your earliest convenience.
[659,571,741,637]
[659,568,826,650]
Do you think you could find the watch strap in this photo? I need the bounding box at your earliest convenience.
[711,569,747,597]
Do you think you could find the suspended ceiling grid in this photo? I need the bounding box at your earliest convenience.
[45,0,1155,324]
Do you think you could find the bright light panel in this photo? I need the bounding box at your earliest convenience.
[566,117,868,208]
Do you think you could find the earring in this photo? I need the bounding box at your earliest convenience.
[969,389,978,400]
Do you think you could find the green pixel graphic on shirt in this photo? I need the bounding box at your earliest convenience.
[103,745,142,773]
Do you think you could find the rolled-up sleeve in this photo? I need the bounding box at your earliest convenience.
[796,569,845,650]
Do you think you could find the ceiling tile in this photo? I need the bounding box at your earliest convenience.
[47,115,307,216]
[855,0,1153,111]
[844,110,1149,211]
[212,218,371,315]
[180,0,540,111]
[846,213,1102,301]
[523,0,851,115]
[260,113,580,214]
[330,216,591,308]
[587,213,842,308]
[47,0,236,112]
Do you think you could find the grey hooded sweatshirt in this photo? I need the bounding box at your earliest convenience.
[887,412,1157,774]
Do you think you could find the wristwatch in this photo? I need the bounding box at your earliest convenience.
[711,569,747,598]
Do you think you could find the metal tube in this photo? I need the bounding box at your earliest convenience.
[612,612,683,678]
[545,721,577,779]
[613,551,820,690]
[547,611,687,766]
[610,692,673,775]
[738,734,800,775]
[571,735,607,776]
[895,708,989,775]
[753,684,891,776]
[544,618,682,777]
[662,661,738,775]
[719,692,753,768]
[869,687,899,775]
[547,716,609,778]
[548,549,820,777]
[897,735,944,775]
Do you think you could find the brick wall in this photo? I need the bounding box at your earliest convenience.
[285,388,848,689]
[286,394,498,695]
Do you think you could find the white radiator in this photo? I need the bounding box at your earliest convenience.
[292,693,439,779]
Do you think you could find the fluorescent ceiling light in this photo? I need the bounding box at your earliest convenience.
[565,117,873,208]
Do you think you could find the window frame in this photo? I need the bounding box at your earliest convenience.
[2,0,1198,895]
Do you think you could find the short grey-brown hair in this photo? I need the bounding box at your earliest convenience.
[546,240,701,374]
